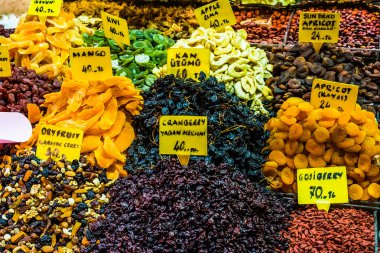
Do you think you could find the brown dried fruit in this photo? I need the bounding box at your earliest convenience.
[262,161,279,178]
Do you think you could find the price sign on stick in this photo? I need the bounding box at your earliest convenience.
[159,116,208,166]
[70,47,113,81]
[101,11,130,47]
[36,124,83,162]
[28,0,63,23]
[297,167,348,212]
[0,46,11,77]
[310,78,358,112]
[194,0,236,31]
[299,12,340,53]
[167,48,210,81]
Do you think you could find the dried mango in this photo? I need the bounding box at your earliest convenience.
[20,76,143,179]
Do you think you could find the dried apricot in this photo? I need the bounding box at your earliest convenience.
[338,111,350,126]
[298,101,314,112]
[350,110,367,124]
[262,161,278,178]
[299,129,311,142]
[288,123,303,141]
[344,153,358,166]
[297,111,309,121]
[296,143,304,154]
[354,168,365,179]
[361,187,370,201]
[269,138,285,151]
[313,127,330,143]
[367,165,380,177]
[285,140,298,156]
[358,154,371,173]
[292,182,297,193]
[321,107,341,119]
[348,171,364,183]
[346,122,360,136]
[331,126,347,143]
[274,131,289,140]
[280,115,297,126]
[269,150,287,166]
[343,144,361,153]
[286,157,295,169]
[336,138,355,149]
[367,183,380,198]
[318,119,336,128]
[276,119,290,131]
[323,147,334,163]
[280,167,295,185]
[269,176,283,189]
[302,117,318,131]
[283,106,300,118]
[294,154,308,169]
[305,138,325,156]
[308,155,326,168]
[361,137,376,156]
[332,151,345,165]
[361,120,378,137]
[309,110,322,121]
[265,118,276,131]
[348,184,363,200]
[286,97,304,107]
[360,181,370,188]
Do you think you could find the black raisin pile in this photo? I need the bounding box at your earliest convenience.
[125,74,273,179]
[83,159,295,253]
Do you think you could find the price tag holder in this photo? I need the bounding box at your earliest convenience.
[310,78,358,112]
[159,116,208,166]
[167,48,210,81]
[299,12,340,53]
[101,11,130,47]
[0,46,11,77]
[70,47,113,81]
[297,166,348,212]
[194,0,236,31]
[36,124,83,162]
[28,0,62,23]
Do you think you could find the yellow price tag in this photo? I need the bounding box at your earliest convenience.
[0,46,11,77]
[194,0,236,31]
[297,167,348,207]
[310,78,358,112]
[28,0,62,16]
[299,12,340,43]
[101,11,130,47]
[70,47,113,81]
[36,124,83,162]
[159,116,208,156]
[167,48,210,81]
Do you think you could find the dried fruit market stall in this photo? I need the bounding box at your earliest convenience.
[0,0,380,252]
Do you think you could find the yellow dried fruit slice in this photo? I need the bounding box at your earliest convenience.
[288,123,303,141]
[269,150,287,166]
[280,167,294,185]
[348,184,363,200]
[294,154,308,169]
[346,122,360,136]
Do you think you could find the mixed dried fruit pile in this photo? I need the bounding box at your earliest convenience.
[264,97,380,200]
[82,159,296,253]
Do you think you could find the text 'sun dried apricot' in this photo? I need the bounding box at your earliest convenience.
[263,98,380,199]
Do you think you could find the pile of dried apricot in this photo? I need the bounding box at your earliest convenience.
[263,97,380,200]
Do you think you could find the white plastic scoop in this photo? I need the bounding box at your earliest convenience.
[0,112,32,143]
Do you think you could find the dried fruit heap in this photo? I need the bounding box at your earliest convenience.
[0,11,88,78]
[20,77,143,178]
[83,159,295,253]
[0,149,111,252]
[263,97,380,200]
[126,74,270,179]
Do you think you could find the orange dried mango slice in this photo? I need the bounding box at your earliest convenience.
[103,136,126,163]
[94,144,115,168]
[348,184,364,200]
[114,122,135,153]
[125,99,143,116]
[81,135,101,153]
[99,98,118,130]
[285,140,298,156]
[313,127,330,143]
[288,123,303,141]
[104,111,126,139]
[280,167,294,185]
[269,150,287,166]
[346,122,360,136]
[308,154,326,168]
[56,119,87,130]
[358,154,371,173]
[78,105,105,121]
[46,110,72,125]
[305,138,325,156]
[83,104,105,132]
[46,33,71,50]
[294,154,308,169]
[27,103,41,124]
[269,138,285,151]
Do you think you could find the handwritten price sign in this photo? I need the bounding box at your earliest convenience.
[310,78,358,112]
[0,46,11,77]
[70,47,113,81]
[28,0,62,17]
[297,167,348,211]
[299,12,340,43]
[159,116,208,156]
[194,0,236,31]
[101,11,130,47]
